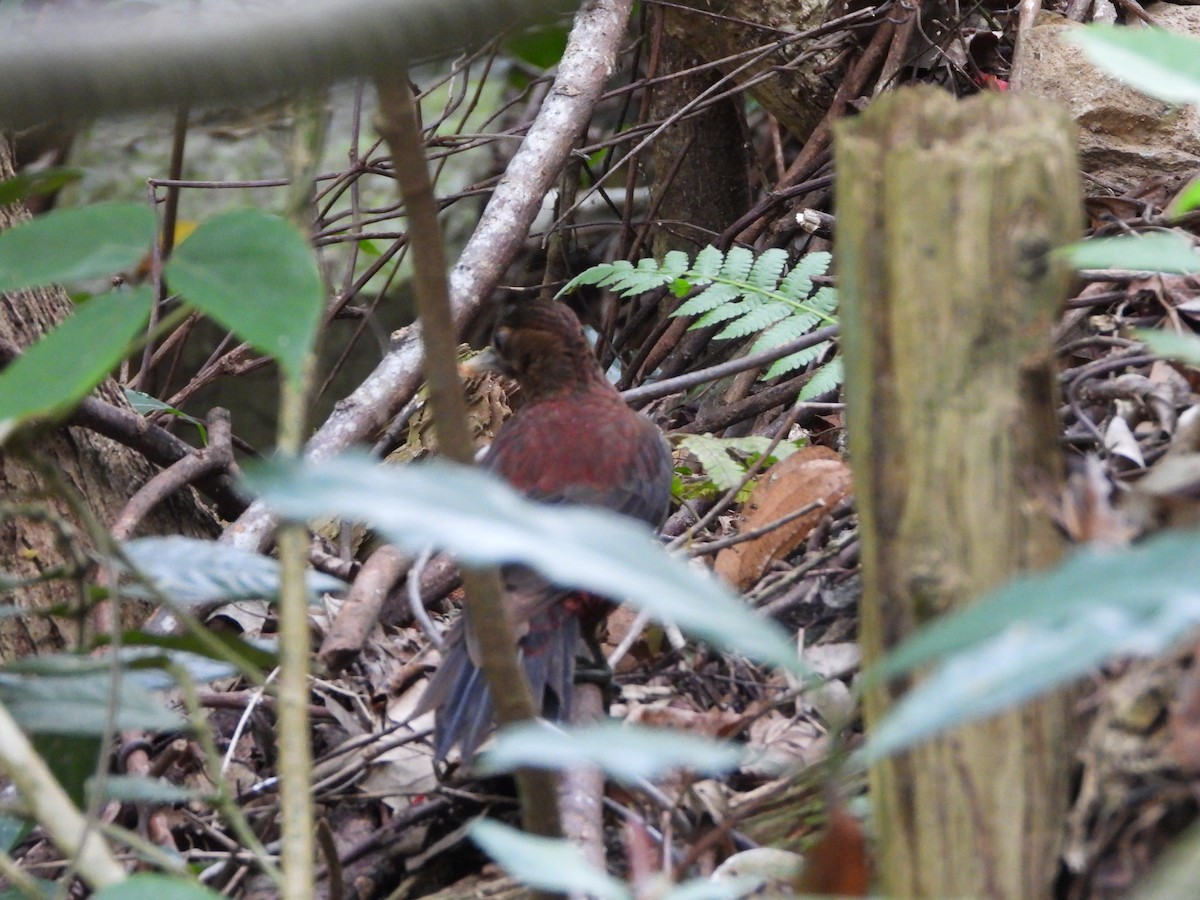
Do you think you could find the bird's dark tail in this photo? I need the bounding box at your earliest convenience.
[421,606,581,762]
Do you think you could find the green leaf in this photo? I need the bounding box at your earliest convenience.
[165,209,323,387]
[1168,175,1200,217]
[0,287,153,431]
[121,536,346,606]
[1061,233,1200,274]
[0,673,184,736]
[117,629,278,677]
[1135,329,1200,366]
[506,24,568,69]
[469,820,631,899]
[34,733,101,808]
[123,389,208,442]
[5,643,264,691]
[1131,819,1200,900]
[859,530,1200,764]
[678,434,747,492]
[0,167,83,205]
[92,874,224,900]
[94,775,199,805]
[0,202,154,291]
[479,721,746,782]
[245,454,805,675]
[1066,26,1200,106]
[661,879,763,900]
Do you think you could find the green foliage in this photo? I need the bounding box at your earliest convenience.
[1135,329,1200,366]
[0,201,154,292]
[675,434,801,499]
[469,820,756,900]
[470,820,629,899]
[91,875,224,900]
[245,452,806,675]
[0,672,183,736]
[0,167,83,206]
[860,530,1200,764]
[164,209,324,388]
[124,389,208,443]
[0,287,153,435]
[561,246,842,386]
[1067,26,1200,107]
[1061,233,1200,274]
[121,536,346,607]
[479,721,747,783]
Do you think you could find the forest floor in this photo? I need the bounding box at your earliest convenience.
[12,1,1200,898]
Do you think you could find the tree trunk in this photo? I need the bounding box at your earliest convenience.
[0,135,218,660]
[836,88,1080,898]
[648,8,751,257]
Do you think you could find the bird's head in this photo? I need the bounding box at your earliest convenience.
[463,299,607,400]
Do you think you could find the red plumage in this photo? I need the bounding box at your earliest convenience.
[419,298,673,761]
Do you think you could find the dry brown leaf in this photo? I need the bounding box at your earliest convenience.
[714,445,852,589]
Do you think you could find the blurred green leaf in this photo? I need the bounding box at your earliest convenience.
[33,733,101,808]
[0,815,29,854]
[122,536,346,607]
[1168,176,1200,218]
[0,672,184,735]
[123,389,208,442]
[1066,26,1200,106]
[1061,233,1200,274]
[1136,329,1200,366]
[860,530,1200,763]
[93,775,199,805]
[92,875,224,900]
[246,454,805,674]
[470,820,630,899]
[507,24,568,69]
[479,721,746,782]
[1131,819,1200,900]
[0,167,83,205]
[116,629,278,676]
[0,202,154,291]
[0,287,152,431]
[165,209,323,387]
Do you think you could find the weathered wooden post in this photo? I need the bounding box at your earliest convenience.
[836,87,1080,898]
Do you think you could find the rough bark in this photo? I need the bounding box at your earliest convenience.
[836,88,1080,898]
[0,136,218,660]
[648,9,751,256]
[663,0,841,143]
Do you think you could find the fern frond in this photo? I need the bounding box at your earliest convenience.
[750,312,821,354]
[715,302,790,340]
[694,298,757,329]
[718,246,755,282]
[674,282,741,317]
[763,340,832,380]
[677,434,803,492]
[797,355,844,399]
[677,435,745,492]
[693,245,724,279]
[748,248,789,290]
[559,245,841,387]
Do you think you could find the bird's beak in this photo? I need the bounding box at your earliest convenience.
[460,347,502,378]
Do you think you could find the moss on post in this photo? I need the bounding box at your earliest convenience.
[836,87,1080,898]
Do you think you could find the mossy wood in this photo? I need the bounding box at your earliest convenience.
[836,88,1080,898]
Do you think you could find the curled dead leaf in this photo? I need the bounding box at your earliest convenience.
[714,445,852,590]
